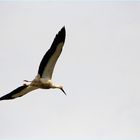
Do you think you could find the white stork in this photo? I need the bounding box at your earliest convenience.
[0,26,66,101]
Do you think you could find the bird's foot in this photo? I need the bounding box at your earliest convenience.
[23,80,32,83]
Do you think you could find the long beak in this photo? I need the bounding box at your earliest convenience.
[60,88,66,95]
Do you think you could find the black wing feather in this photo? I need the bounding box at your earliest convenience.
[38,26,66,77]
[0,85,28,101]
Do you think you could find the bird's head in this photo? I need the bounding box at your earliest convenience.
[52,83,66,95]
[58,85,66,95]
[59,86,66,95]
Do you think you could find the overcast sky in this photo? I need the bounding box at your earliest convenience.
[0,1,140,140]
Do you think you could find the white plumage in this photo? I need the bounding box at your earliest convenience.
[0,26,66,101]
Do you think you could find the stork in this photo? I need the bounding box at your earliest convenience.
[0,26,66,101]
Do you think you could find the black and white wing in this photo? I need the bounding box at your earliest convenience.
[38,26,66,79]
[0,85,37,101]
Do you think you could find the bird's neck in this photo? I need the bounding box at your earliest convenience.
[51,83,61,89]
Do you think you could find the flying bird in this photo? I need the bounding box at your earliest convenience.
[0,26,66,101]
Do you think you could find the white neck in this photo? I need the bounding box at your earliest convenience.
[52,83,62,89]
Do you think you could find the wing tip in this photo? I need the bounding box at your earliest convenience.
[58,26,66,42]
[0,84,28,101]
[61,26,65,32]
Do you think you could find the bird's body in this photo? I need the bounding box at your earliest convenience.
[0,26,66,101]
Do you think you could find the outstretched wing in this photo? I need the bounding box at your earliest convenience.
[0,85,37,101]
[38,26,66,79]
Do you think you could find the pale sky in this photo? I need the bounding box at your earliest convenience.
[0,1,140,140]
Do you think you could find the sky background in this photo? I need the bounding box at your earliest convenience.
[0,1,140,140]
